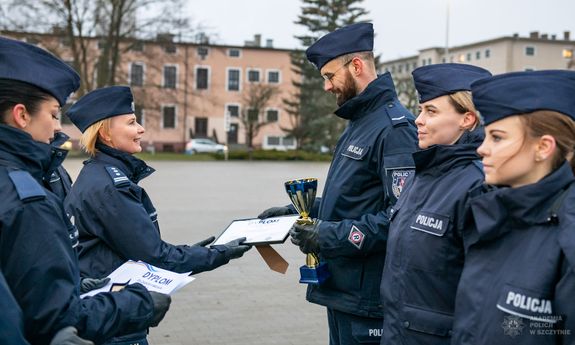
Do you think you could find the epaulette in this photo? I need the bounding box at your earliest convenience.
[105,166,130,187]
[384,100,409,127]
[8,170,47,202]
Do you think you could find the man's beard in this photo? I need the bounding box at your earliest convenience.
[335,70,358,106]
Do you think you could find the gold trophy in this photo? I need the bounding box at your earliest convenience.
[285,178,330,284]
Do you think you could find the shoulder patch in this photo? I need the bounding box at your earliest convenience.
[105,166,130,187]
[8,170,47,202]
[384,101,409,127]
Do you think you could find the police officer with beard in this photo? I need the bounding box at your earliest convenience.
[259,23,418,344]
[0,36,171,344]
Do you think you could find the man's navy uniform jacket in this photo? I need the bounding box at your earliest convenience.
[65,143,232,279]
[380,129,484,345]
[308,72,418,318]
[452,162,575,345]
[0,125,155,344]
[0,271,29,345]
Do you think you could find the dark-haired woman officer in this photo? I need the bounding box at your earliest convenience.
[452,70,575,345]
[0,36,170,344]
[380,64,491,345]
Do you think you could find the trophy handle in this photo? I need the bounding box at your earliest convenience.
[306,253,319,267]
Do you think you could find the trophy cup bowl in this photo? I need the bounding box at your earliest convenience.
[285,178,330,285]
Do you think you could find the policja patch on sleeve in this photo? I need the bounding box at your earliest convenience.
[390,169,414,199]
[348,225,365,249]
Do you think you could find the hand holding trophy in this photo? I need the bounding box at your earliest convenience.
[285,178,330,284]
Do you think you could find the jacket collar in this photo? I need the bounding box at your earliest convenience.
[413,127,484,174]
[93,141,154,183]
[470,162,575,241]
[334,72,398,121]
[0,124,64,182]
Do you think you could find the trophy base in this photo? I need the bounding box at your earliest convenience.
[299,262,330,285]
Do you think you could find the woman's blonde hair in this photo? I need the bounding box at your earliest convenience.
[447,90,479,130]
[80,118,112,156]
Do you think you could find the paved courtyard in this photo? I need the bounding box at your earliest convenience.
[64,159,331,345]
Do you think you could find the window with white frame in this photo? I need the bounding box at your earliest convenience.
[247,69,261,83]
[247,108,259,122]
[228,48,241,57]
[227,68,241,91]
[525,46,536,56]
[163,65,177,89]
[162,106,176,128]
[134,104,145,126]
[226,104,240,117]
[130,62,144,87]
[267,136,281,146]
[267,70,280,84]
[266,109,279,122]
[485,49,491,58]
[196,66,209,90]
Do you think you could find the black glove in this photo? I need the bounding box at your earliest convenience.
[79,277,111,294]
[213,237,252,260]
[50,327,94,345]
[290,220,321,254]
[191,236,215,247]
[148,291,172,327]
[258,206,294,219]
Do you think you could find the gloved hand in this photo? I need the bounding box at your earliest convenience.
[258,206,294,219]
[148,291,172,327]
[80,277,111,294]
[50,326,94,345]
[213,237,252,260]
[290,220,321,254]
[191,236,215,247]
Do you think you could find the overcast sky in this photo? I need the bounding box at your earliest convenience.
[182,0,575,61]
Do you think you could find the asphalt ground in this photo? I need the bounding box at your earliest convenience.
[64,159,331,345]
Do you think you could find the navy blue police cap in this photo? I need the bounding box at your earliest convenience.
[306,23,374,70]
[66,86,135,132]
[471,70,575,126]
[0,36,80,106]
[412,63,492,103]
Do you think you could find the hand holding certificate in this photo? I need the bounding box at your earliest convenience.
[213,215,300,245]
[80,261,195,298]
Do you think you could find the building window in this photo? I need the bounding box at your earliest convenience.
[135,104,144,126]
[267,136,280,146]
[266,109,279,122]
[563,49,573,59]
[164,44,176,54]
[227,104,240,117]
[421,59,426,66]
[247,69,261,83]
[195,117,208,137]
[476,51,481,60]
[427,58,432,65]
[485,49,491,58]
[525,46,535,56]
[130,63,144,87]
[391,65,396,73]
[197,46,208,59]
[247,108,259,122]
[466,53,472,61]
[228,48,241,57]
[441,57,446,63]
[227,68,241,91]
[196,67,209,90]
[162,106,176,128]
[412,62,417,69]
[398,65,403,73]
[267,70,280,84]
[131,41,144,52]
[163,65,177,89]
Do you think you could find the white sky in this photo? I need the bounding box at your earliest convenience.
[183,0,575,61]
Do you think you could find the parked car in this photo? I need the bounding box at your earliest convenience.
[185,138,228,154]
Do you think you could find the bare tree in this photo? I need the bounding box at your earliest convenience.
[394,76,419,115]
[240,83,280,154]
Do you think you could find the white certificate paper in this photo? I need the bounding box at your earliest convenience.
[213,215,300,245]
[80,260,194,298]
